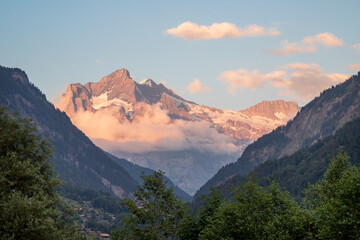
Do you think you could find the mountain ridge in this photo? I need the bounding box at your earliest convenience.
[194,71,360,199]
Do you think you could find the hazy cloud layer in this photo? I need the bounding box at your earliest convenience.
[70,104,237,154]
[270,32,343,56]
[187,78,212,94]
[219,63,348,101]
[165,21,280,40]
[349,63,360,71]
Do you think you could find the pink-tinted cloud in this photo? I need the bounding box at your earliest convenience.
[187,78,212,94]
[219,69,288,94]
[220,63,348,101]
[70,103,237,154]
[353,43,360,53]
[270,32,343,56]
[302,33,343,47]
[348,63,360,71]
[281,63,348,100]
[165,21,280,40]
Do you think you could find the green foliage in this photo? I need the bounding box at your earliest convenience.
[305,150,360,239]
[61,183,128,215]
[197,177,311,240]
[0,107,77,240]
[178,188,222,240]
[112,171,188,240]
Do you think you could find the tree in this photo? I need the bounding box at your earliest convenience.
[305,150,360,239]
[178,188,222,240]
[198,176,311,240]
[0,107,77,240]
[111,171,188,240]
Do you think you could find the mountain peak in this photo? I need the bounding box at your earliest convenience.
[139,78,156,87]
[240,99,299,120]
[98,68,132,85]
[113,68,130,77]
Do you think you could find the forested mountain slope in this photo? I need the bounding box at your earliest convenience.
[195,72,360,199]
[213,117,360,202]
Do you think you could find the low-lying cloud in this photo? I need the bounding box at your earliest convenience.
[219,63,348,102]
[187,78,212,94]
[165,21,280,40]
[70,103,238,154]
[270,32,343,56]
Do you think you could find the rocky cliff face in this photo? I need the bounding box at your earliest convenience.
[56,68,299,194]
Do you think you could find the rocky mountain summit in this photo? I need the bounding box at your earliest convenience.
[56,68,299,194]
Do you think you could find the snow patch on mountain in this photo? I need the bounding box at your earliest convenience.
[91,92,134,111]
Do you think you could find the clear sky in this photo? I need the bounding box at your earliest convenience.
[1,0,359,110]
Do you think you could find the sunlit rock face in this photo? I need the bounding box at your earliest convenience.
[56,68,299,195]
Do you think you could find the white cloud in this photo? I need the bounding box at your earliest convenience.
[187,78,212,94]
[165,21,280,40]
[219,63,349,101]
[270,32,344,56]
[348,63,360,71]
[95,59,102,64]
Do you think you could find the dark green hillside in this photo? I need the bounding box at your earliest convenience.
[213,117,360,202]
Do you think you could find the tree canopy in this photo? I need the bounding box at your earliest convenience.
[0,107,77,240]
[111,171,188,240]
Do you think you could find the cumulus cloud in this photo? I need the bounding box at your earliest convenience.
[69,103,237,154]
[219,63,348,101]
[270,32,344,56]
[187,78,212,94]
[348,63,360,71]
[165,21,280,40]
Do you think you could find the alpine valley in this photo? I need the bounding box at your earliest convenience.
[56,68,299,194]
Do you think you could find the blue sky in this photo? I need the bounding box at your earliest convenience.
[1,0,359,109]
